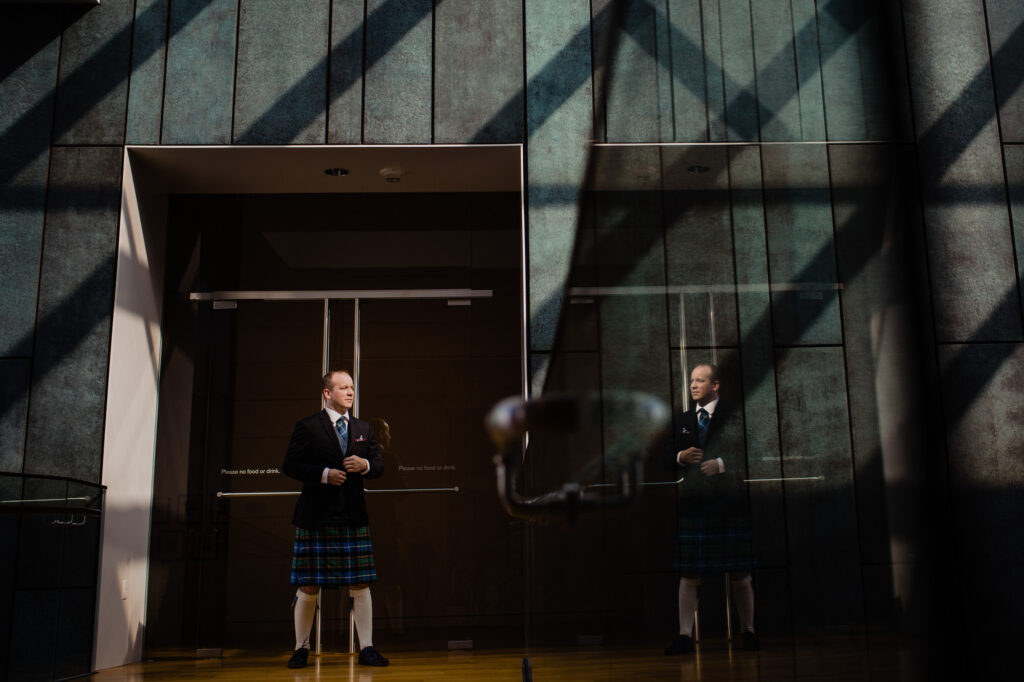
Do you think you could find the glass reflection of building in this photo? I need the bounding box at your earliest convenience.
[1,1,1021,680]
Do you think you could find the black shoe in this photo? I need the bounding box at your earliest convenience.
[287,647,309,668]
[741,630,761,651]
[664,634,695,655]
[358,645,390,666]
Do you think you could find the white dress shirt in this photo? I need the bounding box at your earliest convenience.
[321,407,369,483]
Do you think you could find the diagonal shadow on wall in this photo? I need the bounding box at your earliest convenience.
[0,0,215,187]
[3,1,1023,443]
[235,0,443,144]
[536,4,1024,412]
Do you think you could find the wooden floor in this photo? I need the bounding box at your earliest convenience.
[92,636,924,681]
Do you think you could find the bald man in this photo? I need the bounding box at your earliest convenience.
[665,364,759,654]
[282,370,389,668]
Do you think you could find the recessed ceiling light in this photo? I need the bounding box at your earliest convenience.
[324,168,349,176]
[687,165,711,174]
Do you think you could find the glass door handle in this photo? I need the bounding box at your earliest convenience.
[216,491,299,498]
[743,475,824,483]
[365,486,459,493]
[585,473,823,489]
[216,486,460,498]
[584,475,685,490]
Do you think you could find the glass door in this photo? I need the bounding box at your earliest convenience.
[216,300,327,648]
[146,299,325,652]
[147,289,523,655]
[353,295,523,649]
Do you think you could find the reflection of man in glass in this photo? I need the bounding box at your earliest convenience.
[282,371,389,668]
[367,417,407,635]
[368,417,406,486]
[665,364,759,654]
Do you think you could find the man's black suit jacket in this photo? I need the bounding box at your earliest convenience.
[671,401,748,518]
[282,410,384,529]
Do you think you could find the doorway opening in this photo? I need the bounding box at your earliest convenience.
[98,145,525,662]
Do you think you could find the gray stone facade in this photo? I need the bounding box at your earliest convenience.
[1,1,1021,678]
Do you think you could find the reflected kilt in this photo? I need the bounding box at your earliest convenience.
[290,524,377,586]
[674,513,754,574]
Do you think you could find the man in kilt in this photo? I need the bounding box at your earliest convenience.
[665,364,759,654]
[282,370,389,668]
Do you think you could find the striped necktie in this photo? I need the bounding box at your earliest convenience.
[336,416,348,455]
[697,408,709,447]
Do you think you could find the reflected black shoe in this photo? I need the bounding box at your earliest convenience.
[741,630,761,651]
[664,634,695,655]
[358,645,390,666]
[287,647,309,668]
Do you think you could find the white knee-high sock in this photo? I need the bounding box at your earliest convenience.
[678,577,700,636]
[294,589,318,650]
[350,586,373,648]
[730,575,755,632]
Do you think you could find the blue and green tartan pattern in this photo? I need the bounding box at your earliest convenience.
[290,524,377,586]
[674,515,754,574]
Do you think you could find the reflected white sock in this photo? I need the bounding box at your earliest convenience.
[294,589,318,650]
[678,577,700,636]
[350,586,373,648]
[730,575,755,632]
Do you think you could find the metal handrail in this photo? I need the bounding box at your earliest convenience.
[0,496,94,504]
[0,474,104,524]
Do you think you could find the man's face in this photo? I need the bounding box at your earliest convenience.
[324,372,355,413]
[689,366,719,406]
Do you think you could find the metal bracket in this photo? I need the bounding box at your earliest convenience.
[486,391,669,522]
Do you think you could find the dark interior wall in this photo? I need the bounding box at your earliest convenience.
[146,191,523,650]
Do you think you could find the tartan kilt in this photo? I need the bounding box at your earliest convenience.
[674,511,754,574]
[290,524,377,586]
